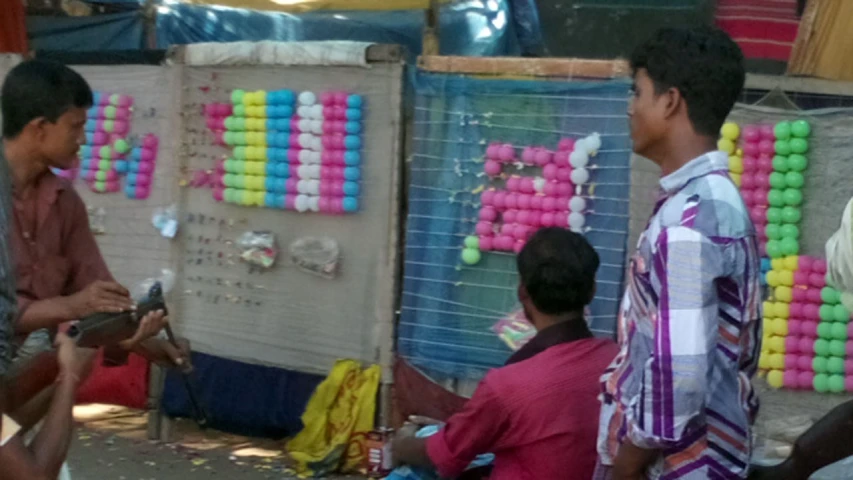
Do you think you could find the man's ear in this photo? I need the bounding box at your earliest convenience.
[26,117,48,140]
[518,284,529,304]
[662,86,682,120]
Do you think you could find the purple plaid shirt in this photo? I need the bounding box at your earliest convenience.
[598,151,762,479]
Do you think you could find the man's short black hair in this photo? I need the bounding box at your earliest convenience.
[630,26,745,137]
[1,60,93,138]
[517,227,599,315]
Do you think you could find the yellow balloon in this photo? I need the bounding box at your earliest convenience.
[766,271,780,287]
[721,122,740,141]
[255,90,267,105]
[717,138,736,154]
[784,256,799,271]
[729,155,744,174]
[768,353,785,370]
[772,319,789,337]
[246,161,263,175]
[763,301,775,316]
[758,351,771,370]
[774,302,790,319]
[775,286,793,303]
[253,190,265,206]
[735,148,743,157]
[247,106,263,118]
[730,173,741,187]
[771,259,785,271]
[766,370,784,389]
[779,270,795,287]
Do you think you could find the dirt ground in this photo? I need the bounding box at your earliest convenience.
[67,404,363,480]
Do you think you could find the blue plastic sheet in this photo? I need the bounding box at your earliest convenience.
[27,11,144,51]
[155,1,520,58]
[399,72,632,380]
[162,352,323,438]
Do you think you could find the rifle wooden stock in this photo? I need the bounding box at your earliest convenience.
[3,283,167,413]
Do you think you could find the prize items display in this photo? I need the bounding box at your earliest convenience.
[202,89,365,215]
[461,133,600,264]
[56,92,160,200]
[721,120,852,392]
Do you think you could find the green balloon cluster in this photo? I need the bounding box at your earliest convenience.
[765,122,811,259]
[461,236,481,265]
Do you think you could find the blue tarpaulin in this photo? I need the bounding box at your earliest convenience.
[27,11,144,51]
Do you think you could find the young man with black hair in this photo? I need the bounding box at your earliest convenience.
[392,227,617,479]
[595,27,762,480]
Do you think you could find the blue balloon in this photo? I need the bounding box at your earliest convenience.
[131,148,142,161]
[345,108,362,121]
[124,185,136,198]
[266,119,278,131]
[343,167,361,181]
[345,121,362,134]
[274,194,287,209]
[346,95,363,108]
[79,146,92,157]
[92,92,102,106]
[276,119,291,132]
[85,119,97,132]
[344,135,361,150]
[265,193,277,207]
[130,162,142,173]
[344,151,361,166]
[126,172,138,185]
[85,133,94,144]
[343,181,360,196]
[280,105,294,118]
[265,165,278,179]
[342,196,359,212]
[275,163,289,179]
[114,160,128,174]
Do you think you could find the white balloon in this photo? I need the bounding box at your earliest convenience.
[570,167,590,185]
[295,194,310,212]
[569,150,589,168]
[308,195,320,212]
[310,136,322,151]
[296,179,310,194]
[297,119,312,133]
[310,120,324,134]
[533,177,546,194]
[307,165,321,179]
[297,106,312,118]
[574,139,587,154]
[298,91,316,106]
[568,212,586,230]
[310,104,324,119]
[298,133,313,149]
[569,196,587,212]
[585,133,602,155]
[297,165,312,179]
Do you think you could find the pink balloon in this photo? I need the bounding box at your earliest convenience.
[785,351,799,368]
[813,259,828,274]
[542,197,557,211]
[503,209,518,224]
[543,182,558,196]
[757,155,774,173]
[740,189,754,206]
[513,240,525,254]
[743,143,760,157]
[521,147,537,165]
[553,213,568,228]
[498,144,515,162]
[540,212,555,226]
[492,192,507,209]
[758,140,774,155]
[500,223,514,236]
[505,193,519,210]
[496,235,514,251]
[530,196,543,210]
[556,168,572,182]
[534,149,553,166]
[479,207,498,222]
[809,273,826,288]
[516,210,531,226]
[134,186,150,199]
[801,320,818,338]
[742,155,758,172]
[506,176,521,192]
[113,121,129,135]
[475,221,493,236]
[760,124,775,140]
[743,125,760,143]
[556,182,574,197]
[513,224,530,240]
[797,354,813,371]
[788,319,803,336]
[793,272,809,287]
[481,190,496,206]
[804,303,820,320]
[740,174,756,190]
[558,138,575,151]
[848,341,853,357]
[792,287,808,302]
[754,188,769,207]
[799,256,814,272]
[517,194,532,210]
[543,164,559,180]
[798,371,814,389]
[484,160,502,176]
[789,303,805,318]
[845,376,853,393]
[520,178,535,194]
[486,143,501,159]
[479,236,494,251]
[553,151,569,166]
[755,173,770,188]
[783,370,799,388]
[749,207,765,224]
[212,187,224,202]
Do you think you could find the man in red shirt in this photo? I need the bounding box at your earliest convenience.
[392,227,618,479]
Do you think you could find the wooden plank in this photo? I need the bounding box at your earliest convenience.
[746,73,853,97]
[366,44,404,63]
[417,56,630,79]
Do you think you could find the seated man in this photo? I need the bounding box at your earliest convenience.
[392,227,618,479]
[1,59,188,370]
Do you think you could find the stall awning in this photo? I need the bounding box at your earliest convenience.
[181,0,445,13]
[0,0,28,53]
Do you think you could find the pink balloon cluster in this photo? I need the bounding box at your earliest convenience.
[740,124,775,256]
[477,138,589,253]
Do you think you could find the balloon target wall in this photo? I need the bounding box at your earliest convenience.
[399,65,632,380]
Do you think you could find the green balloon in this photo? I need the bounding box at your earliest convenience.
[224,188,236,203]
[231,89,245,104]
[829,375,846,393]
[222,174,234,187]
[233,105,246,117]
[99,145,112,159]
[827,356,845,374]
[780,224,800,239]
[461,248,482,265]
[817,322,833,339]
[224,132,235,145]
[782,207,802,224]
[95,171,107,181]
[815,339,830,356]
[834,304,851,323]
[787,154,808,172]
[103,120,115,133]
[224,117,237,130]
[104,106,117,119]
[769,172,787,189]
[780,237,799,255]
[822,287,840,305]
[820,305,835,321]
[791,119,811,138]
[235,118,247,131]
[98,159,111,170]
[766,208,783,224]
[767,189,785,207]
[831,321,849,339]
[830,339,846,357]
[766,224,782,240]
[114,139,129,154]
[774,121,792,140]
[813,355,829,373]
[785,171,805,189]
[783,189,803,206]
[235,132,248,145]
[772,155,789,172]
[774,140,791,156]
[109,93,121,105]
[789,138,809,154]
[814,373,829,393]
[766,240,783,259]
[234,175,246,189]
[234,147,247,160]
[463,236,479,249]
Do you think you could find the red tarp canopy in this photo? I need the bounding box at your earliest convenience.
[1,0,28,54]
